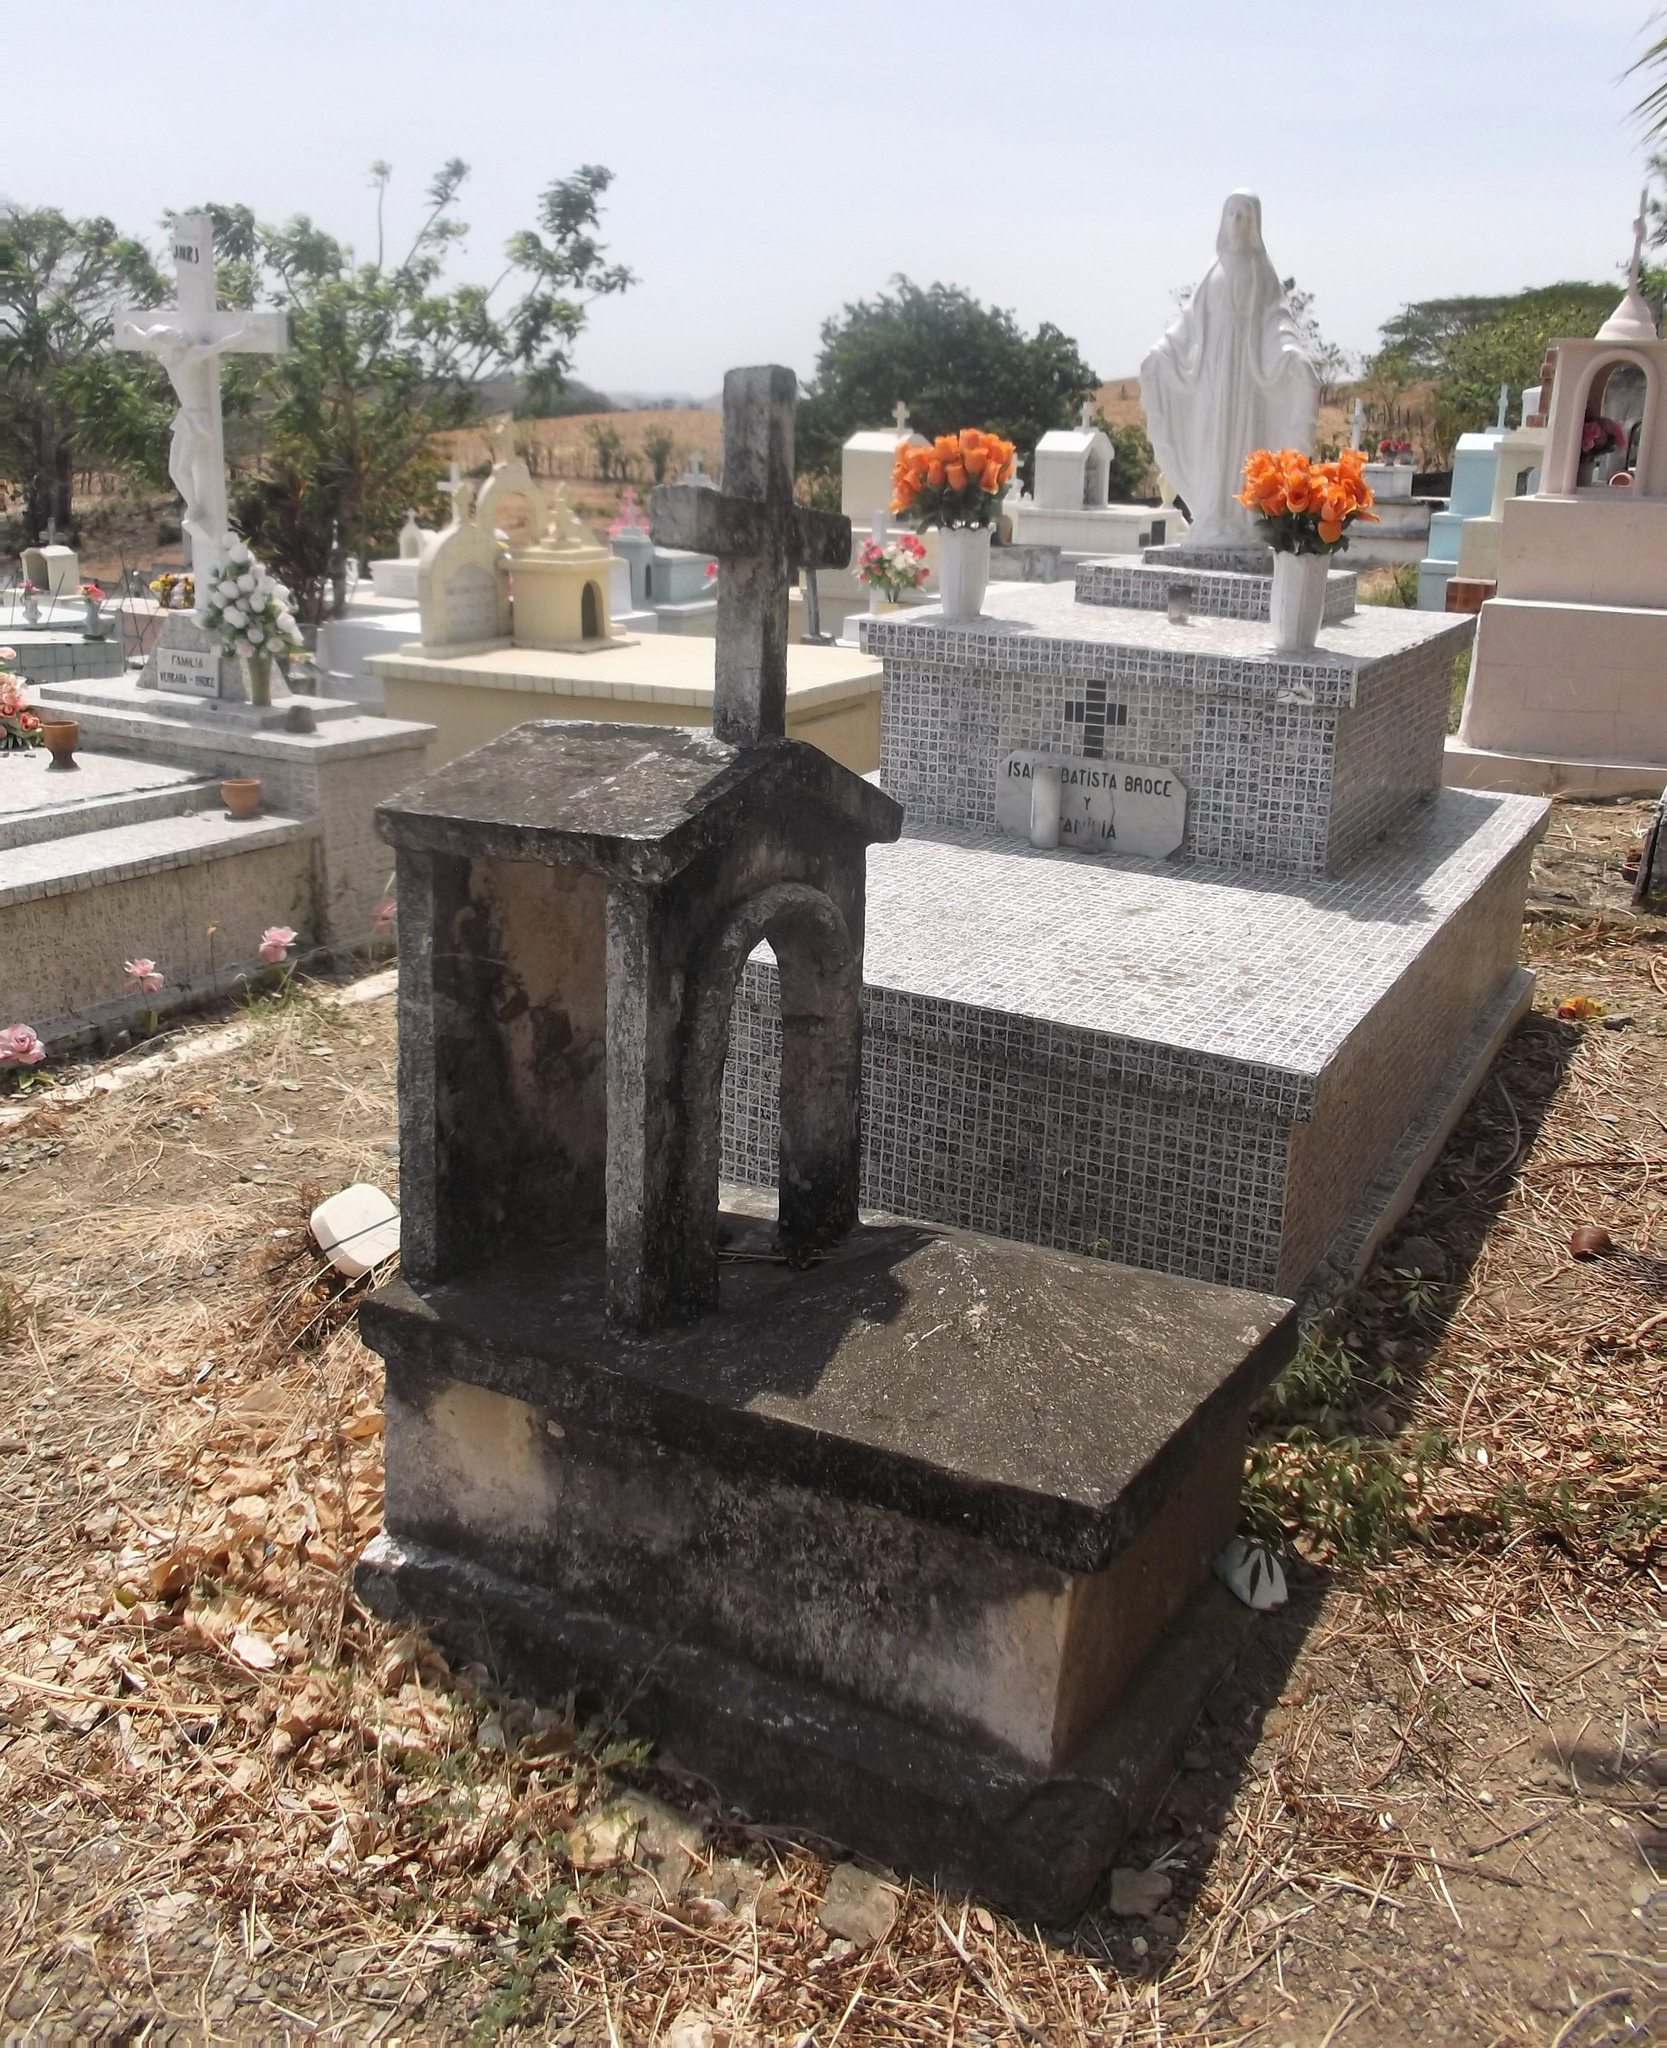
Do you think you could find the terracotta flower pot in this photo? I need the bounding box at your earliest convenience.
[41,719,79,770]
[222,776,262,820]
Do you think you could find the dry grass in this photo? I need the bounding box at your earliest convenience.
[0,808,1661,2043]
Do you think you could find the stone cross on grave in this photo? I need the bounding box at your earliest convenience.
[893,399,910,432]
[438,459,469,527]
[651,365,851,744]
[115,212,288,593]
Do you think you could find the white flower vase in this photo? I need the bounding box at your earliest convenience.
[937,525,992,622]
[1269,550,1328,653]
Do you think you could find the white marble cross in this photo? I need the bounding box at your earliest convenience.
[1350,397,1365,451]
[893,400,910,433]
[115,213,288,593]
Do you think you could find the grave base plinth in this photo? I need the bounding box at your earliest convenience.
[356,1206,1295,1918]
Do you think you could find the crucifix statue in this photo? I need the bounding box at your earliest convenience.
[651,366,850,744]
[115,213,288,596]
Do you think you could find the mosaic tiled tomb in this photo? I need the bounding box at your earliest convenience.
[865,586,1476,879]
[722,790,1546,1296]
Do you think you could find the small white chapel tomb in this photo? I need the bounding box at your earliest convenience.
[371,451,882,772]
[1451,397,1547,591]
[792,405,939,638]
[1140,192,1319,558]
[1449,197,1667,796]
[20,541,79,598]
[1011,400,1187,555]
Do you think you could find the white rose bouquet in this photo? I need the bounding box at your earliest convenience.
[201,548,304,706]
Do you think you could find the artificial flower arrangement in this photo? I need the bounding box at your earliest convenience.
[1377,437,1414,464]
[149,571,195,610]
[892,428,1017,529]
[1237,447,1379,555]
[201,548,303,705]
[0,652,40,752]
[80,581,103,601]
[1581,417,1627,460]
[856,532,929,601]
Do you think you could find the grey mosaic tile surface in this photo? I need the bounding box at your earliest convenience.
[1074,561,1357,625]
[720,790,1549,1291]
[871,584,1473,877]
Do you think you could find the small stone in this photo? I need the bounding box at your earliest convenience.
[1391,1235,1447,1280]
[1130,1935,1149,1957]
[1182,1747,1210,1770]
[1569,1223,1614,1259]
[661,2014,716,2048]
[1601,1012,1634,1030]
[1647,1749,1667,1786]
[1149,1913,1181,1939]
[817,1863,900,1947]
[1109,1867,1173,1918]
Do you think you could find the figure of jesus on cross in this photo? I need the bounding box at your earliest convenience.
[650,366,850,744]
[115,213,289,597]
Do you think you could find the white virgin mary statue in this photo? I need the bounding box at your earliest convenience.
[1140,192,1319,550]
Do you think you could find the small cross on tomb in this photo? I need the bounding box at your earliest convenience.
[893,399,910,433]
[1080,397,1096,430]
[651,365,850,744]
[115,212,287,591]
[438,459,470,527]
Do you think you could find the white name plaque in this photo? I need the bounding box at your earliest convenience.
[155,645,221,696]
[997,752,1187,859]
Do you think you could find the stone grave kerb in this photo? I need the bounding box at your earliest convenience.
[651,365,851,744]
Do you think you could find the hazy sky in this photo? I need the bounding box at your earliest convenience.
[22,0,1662,396]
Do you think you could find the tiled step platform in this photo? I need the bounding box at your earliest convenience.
[722,785,1547,1298]
[0,749,224,851]
[1075,557,1356,625]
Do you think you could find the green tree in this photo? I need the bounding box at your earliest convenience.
[0,208,165,540]
[585,418,627,480]
[118,163,634,622]
[796,276,1096,486]
[639,423,678,482]
[1090,408,1154,500]
[1282,279,1351,405]
[1370,284,1618,459]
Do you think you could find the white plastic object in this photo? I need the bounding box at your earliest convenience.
[309,1181,400,1278]
[1214,1537,1287,1610]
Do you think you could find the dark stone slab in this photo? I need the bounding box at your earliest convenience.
[360,1209,1295,1574]
[356,1527,1259,1921]
[375,722,902,882]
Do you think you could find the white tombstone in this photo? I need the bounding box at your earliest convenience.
[841,407,927,529]
[20,542,78,599]
[1033,402,1113,510]
[398,512,424,559]
[114,212,289,598]
[417,518,511,651]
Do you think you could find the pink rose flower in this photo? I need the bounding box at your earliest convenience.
[0,1024,45,1067]
[259,925,298,964]
[124,957,164,994]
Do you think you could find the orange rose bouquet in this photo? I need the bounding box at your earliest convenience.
[1237,447,1378,556]
[892,427,1016,530]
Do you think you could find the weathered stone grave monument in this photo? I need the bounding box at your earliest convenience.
[722,212,1551,1303]
[356,366,1300,1915]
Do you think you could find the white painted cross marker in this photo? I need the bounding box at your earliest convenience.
[115,213,288,597]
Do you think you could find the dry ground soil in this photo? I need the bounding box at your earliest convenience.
[0,802,1660,2045]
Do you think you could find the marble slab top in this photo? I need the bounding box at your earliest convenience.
[827,786,1549,1090]
[861,581,1473,700]
[368,634,881,710]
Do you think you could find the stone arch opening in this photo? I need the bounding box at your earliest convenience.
[680,882,861,1298]
[581,580,600,639]
[1571,350,1657,490]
